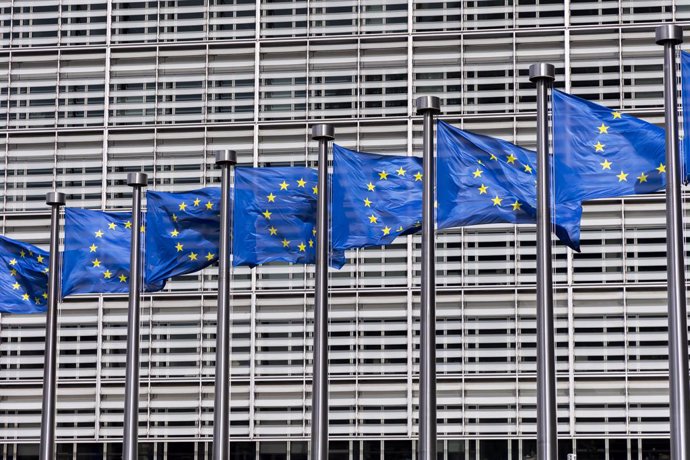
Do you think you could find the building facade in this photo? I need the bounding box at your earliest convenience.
[1,1,690,459]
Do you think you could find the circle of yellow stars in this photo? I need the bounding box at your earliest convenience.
[365,164,423,237]
[8,248,49,304]
[262,177,317,254]
[473,150,532,212]
[89,219,136,284]
[171,196,217,263]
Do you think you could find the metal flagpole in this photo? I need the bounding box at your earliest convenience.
[310,123,334,460]
[656,24,690,460]
[415,95,440,460]
[529,63,557,460]
[39,191,66,460]
[213,149,238,460]
[123,172,148,460]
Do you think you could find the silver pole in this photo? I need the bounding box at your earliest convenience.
[529,62,557,460]
[213,149,237,460]
[656,24,690,460]
[415,95,440,460]
[39,191,66,460]
[310,123,334,460]
[123,172,148,460]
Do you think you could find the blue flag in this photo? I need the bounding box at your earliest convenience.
[62,208,163,296]
[0,235,49,313]
[331,144,422,251]
[681,50,690,182]
[553,90,666,250]
[145,187,221,288]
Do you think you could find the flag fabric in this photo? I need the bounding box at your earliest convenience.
[62,208,164,297]
[0,235,49,314]
[552,90,666,250]
[145,187,221,288]
[331,144,422,251]
[681,50,690,182]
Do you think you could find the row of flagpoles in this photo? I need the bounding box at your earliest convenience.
[16,23,689,460]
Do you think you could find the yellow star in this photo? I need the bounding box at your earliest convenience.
[125,221,132,229]
[491,196,503,206]
[19,250,25,258]
[267,193,276,203]
[600,159,612,170]
[262,209,272,220]
[95,230,104,238]
[312,185,318,195]
[397,226,403,232]
[36,255,44,263]
[364,197,372,207]
[12,282,20,290]
[368,214,378,224]
[119,274,127,283]
[598,123,609,134]
[89,244,97,252]
[512,200,521,211]
[657,163,666,174]
[179,202,187,211]
[205,201,213,210]
[22,293,29,301]
[171,215,178,223]
[367,182,375,191]
[617,171,628,182]
[478,184,488,194]
[205,252,215,261]
[8,258,16,266]
[594,141,605,152]
[414,172,423,181]
[10,269,16,276]
[108,222,116,230]
[193,198,201,207]
[189,252,198,261]
[92,259,101,268]
[477,160,484,166]
[612,111,622,119]
[44,268,49,273]
[396,167,406,176]
[176,243,183,252]
[279,181,289,191]
[472,168,483,178]
[34,297,40,305]
[170,229,179,237]
[269,226,278,236]
[298,242,306,252]
[379,171,389,180]
[103,270,112,279]
[309,239,314,248]
[523,164,533,174]
[382,226,391,236]
[489,153,498,161]
[312,229,317,236]
[506,154,517,164]
[637,172,648,183]
[140,225,145,233]
[282,238,290,247]
[42,292,48,299]
[297,178,306,188]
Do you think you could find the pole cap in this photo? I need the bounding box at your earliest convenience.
[655,24,683,45]
[528,63,556,83]
[215,149,238,166]
[127,172,148,187]
[45,192,66,206]
[311,124,335,141]
[415,96,441,115]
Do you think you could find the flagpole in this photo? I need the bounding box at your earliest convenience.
[39,191,66,460]
[656,24,690,460]
[213,149,237,460]
[310,123,334,460]
[123,172,148,460]
[529,62,557,460]
[415,95,440,460]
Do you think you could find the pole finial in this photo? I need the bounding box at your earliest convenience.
[415,96,441,115]
[45,192,66,206]
[656,24,683,45]
[215,149,238,166]
[529,63,556,83]
[311,124,335,141]
[126,172,148,187]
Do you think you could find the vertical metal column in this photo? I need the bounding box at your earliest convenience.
[39,192,66,460]
[529,63,557,460]
[656,24,690,460]
[415,95,440,460]
[123,172,148,460]
[213,150,238,460]
[310,123,334,460]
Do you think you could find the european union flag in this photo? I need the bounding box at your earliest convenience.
[0,235,49,313]
[145,188,221,288]
[233,167,321,267]
[331,144,422,251]
[62,208,164,296]
[553,90,666,250]
[681,50,690,182]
